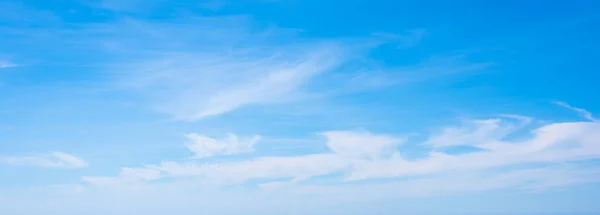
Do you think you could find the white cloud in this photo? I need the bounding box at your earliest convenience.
[96,17,350,121]
[4,110,600,215]
[7,163,600,215]
[1,151,87,168]
[2,1,598,214]
[80,110,600,195]
[288,164,600,199]
[0,60,17,68]
[81,167,162,187]
[554,101,597,122]
[184,133,260,159]
[1,13,490,121]
[423,115,531,148]
[82,131,403,187]
[347,121,600,181]
[321,130,401,160]
[66,16,489,121]
[188,48,342,119]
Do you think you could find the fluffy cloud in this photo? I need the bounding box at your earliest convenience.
[1,151,87,168]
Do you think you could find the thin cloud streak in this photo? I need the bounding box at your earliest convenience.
[1,152,88,168]
[554,101,597,122]
[0,60,17,68]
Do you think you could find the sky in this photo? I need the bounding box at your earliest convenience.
[1,0,600,214]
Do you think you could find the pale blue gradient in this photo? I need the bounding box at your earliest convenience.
[1,0,600,214]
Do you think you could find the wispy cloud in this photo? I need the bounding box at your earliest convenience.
[0,8,491,121]
[284,165,600,199]
[18,13,486,121]
[185,133,260,159]
[11,160,599,215]
[0,60,17,68]
[348,120,600,181]
[80,112,600,195]
[1,0,599,214]
[423,115,531,148]
[1,152,87,168]
[554,101,597,122]
[372,28,427,48]
[83,16,356,121]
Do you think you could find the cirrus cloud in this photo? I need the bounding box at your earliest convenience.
[1,151,87,169]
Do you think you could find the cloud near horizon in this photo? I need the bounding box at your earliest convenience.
[78,106,600,196]
[5,106,593,214]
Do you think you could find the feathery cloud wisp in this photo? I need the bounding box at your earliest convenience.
[185,133,261,159]
[554,101,597,122]
[64,16,489,121]
[0,60,17,68]
[1,152,87,168]
[95,18,353,121]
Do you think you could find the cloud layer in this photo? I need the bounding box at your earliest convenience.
[79,109,600,196]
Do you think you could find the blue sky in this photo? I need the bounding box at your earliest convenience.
[1,0,600,214]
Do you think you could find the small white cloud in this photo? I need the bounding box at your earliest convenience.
[185,133,260,159]
[554,101,597,122]
[1,151,87,168]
